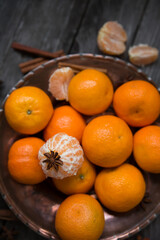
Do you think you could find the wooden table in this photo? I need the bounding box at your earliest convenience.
[0,0,160,239]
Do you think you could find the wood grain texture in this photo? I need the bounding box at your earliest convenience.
[0,0,89,232]
[70,0,148,55]
[0,0,30,65]
[131,0,160,87]
[0,0,88,101]
[1,0,160,239]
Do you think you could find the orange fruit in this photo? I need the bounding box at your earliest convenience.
[38,132,84,179]
[128,44,159,66]
[55,194,105,240]
[95,163,146,212]
[97,21,127,55]
[48,67,74,101]
[68,69,114,115]
[113,80,160,127]
[43,105,86,142]
[8,137,46,184]
[82,115,133,167]
[4,86,54,134]
[133,125,160,173]
[53,156,96,195]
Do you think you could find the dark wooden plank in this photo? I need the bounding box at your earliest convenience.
[0,0,31,65]
[70,1,160,239]
[0,0,88,239]
[131,0,160,87]
[70,0,148,55]
[0,0,88,101]
[0,0,36,213]
[130,0,160,239]
[1,0,160,240]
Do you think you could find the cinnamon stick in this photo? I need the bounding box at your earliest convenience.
[12,42,64,59]
[0,209,17,221]
[58,62,107,74]
[20,59,48,74]
[19,57,45,68]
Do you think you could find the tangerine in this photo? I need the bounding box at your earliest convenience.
[38,132,84,179]
[68,69,114,115]
[133,125,160,173]
[55,194,105,240]
[43,105,86,142]
[82,115,133,167]
[95,163,146,212]
[48,67,74,101]
[53,156,96,195]
[8,137,46,184]
[113,80,160,127]
[4,86,54,134]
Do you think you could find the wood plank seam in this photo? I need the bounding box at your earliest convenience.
[130,0,149,46]
[68,0,90,53]
[1,1,31,68]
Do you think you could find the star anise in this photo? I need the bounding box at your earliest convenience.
[0,225,17,240]
[43,151,63,171]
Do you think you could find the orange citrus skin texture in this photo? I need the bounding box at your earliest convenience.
[95,163,146,212]
[133,125,160,173]
[113,80,160,127]
[82,115,133,167]
[8,137,46,184]
[55,194,105,240]
[53,156,96,195]
[68,69,114,115]
[43,105,86,142]
[4,86,54,134]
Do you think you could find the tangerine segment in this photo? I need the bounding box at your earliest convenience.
[101,21,127,42]
[133,125,160,173]
[53,156,96,195]
[38,133,84,179]
[95,163,146,212]
[97,31,126,55]
[129,44,159,66]
[43,105,86,142]
[55,194,105,240]
[48,67,74,101]
[8,137,46,184]
[97,21,127,55]
[68,69,114,115]
[113,80,160,127]
[4,86,54,134]
[82,115,133,168]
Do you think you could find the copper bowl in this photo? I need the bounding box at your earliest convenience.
[0,54,160,240]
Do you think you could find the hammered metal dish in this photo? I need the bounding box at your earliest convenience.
[0,54,160,240]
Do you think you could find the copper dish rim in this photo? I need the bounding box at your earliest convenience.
[0,53,160,240]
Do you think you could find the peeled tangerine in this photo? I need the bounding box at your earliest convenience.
[38,133,84,179]
[128,44,159,66]
[48,67,74,101]
[97,21,127,55]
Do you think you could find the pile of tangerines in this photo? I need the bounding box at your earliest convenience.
[4,67,160,240]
